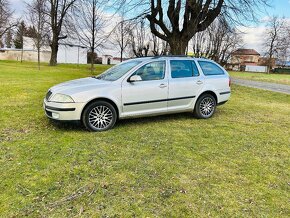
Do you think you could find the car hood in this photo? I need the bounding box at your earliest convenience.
[50,77,111,95]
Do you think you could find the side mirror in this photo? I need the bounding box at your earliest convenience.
[129,75,142,82]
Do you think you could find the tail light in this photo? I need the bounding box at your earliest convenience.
[229,77,231,87]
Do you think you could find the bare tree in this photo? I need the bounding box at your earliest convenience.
[27,0,48,69]
[0,36,3,47]
[111,14,130,62]
[277,20,290,68]
[126,18,169,57]
[146,0,270,55]
[191,17,242,65]
[191,29,211,58]
[5,29,12,48]
[47,0,77,66]
[150,29,169,56]
[218,29,242,65]
[73,0,107,72]
[128,19,150,57]
[263,16,286,72]
[0,0,16,38]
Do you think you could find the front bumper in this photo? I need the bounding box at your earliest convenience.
[43,99,85,121]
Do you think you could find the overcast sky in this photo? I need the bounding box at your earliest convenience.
[9,0,290,56]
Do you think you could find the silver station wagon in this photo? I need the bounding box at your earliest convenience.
[44,56,231,131]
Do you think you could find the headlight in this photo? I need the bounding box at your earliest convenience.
[50,93,74,103]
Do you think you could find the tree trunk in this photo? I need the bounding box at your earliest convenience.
[120,22,124,62]
[267,55,272,74]
[169,39,188,55]
[90,47,94,73]
[37,46,40,70]
[37,12,41,70]
[50,37,58,66]
[120,48,123,62]
[21,47,23,63]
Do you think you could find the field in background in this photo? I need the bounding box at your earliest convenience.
[0,61,289,217]
[229,71,290,85]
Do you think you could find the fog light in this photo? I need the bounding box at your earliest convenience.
[52,112,60,119]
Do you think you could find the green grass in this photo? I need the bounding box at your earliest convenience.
[229,71,290,85]
[0,60,290,217]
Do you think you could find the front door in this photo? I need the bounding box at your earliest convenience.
[121,60,168,117]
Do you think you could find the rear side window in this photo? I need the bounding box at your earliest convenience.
[170,60,199,78]
[198,61,225,76]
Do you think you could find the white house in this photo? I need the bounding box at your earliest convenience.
[57,43,87,64]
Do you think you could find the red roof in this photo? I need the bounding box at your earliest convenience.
[232,49,260,56]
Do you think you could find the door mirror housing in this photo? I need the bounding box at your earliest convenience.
[129,75,142,82]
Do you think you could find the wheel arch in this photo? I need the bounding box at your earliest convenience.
[197,90,218,103]
[81,97,120,120]
[193,90,218,119]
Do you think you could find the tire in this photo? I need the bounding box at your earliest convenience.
[82,101,117,131]
[193,94,216,119]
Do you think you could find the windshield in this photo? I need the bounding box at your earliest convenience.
[95,60,142,81]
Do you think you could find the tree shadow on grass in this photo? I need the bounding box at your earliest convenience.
[48,120,84,131]
[48,112,195,132]
[117,112,194,127]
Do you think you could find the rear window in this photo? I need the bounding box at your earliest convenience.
[198,61,225,76]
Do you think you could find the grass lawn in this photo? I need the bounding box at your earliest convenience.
[229,71,290,85]
[0,60,289,217]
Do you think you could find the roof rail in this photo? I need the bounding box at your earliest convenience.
[131,55,208,59]
[152,55,194,58]
[132,56,155,59]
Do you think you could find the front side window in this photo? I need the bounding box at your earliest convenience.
[170,60,199,78]
[96,60,141,81]
[131,61,165,81]
[198,61,225,76]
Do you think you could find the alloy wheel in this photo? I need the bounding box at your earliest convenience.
[88,105,113,130]
[199,97,215,117]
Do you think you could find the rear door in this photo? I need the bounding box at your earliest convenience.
[168,59,204,111]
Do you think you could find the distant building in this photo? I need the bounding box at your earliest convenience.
[229,48,261,71]
[102,55,113,65]
[101,55,129,65]
[0,37,88,64]
[57,43,87,64]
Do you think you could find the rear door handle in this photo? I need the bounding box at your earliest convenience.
[159,84,167,88]
[196,80,203,85]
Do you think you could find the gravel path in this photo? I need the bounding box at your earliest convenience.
[232,78,290,95]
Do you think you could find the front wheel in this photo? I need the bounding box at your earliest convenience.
[194,94,216,119]
[82,101,117,131]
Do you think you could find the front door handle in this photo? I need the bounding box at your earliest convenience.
[159,84,167,88]
[196,80,203,85]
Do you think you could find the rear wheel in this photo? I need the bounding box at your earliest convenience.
[194,94,216,119]
[82,101,117,131]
